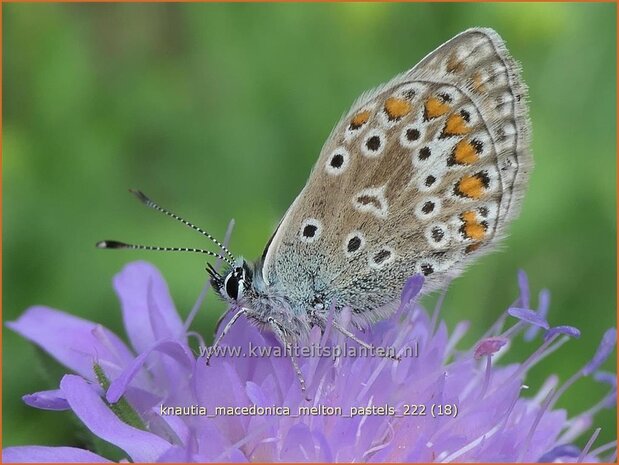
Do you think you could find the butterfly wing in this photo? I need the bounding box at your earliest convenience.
[261,28,532,323]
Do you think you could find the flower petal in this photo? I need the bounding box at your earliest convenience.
[106,339,194,403]
[537,444,580,462]
[593,370,617,387]
[113,261,185,354]
[60,374,172,462]
[2,446,112,463]
[508,307,549,330]
[583,328,617,376]
[517,269,530,309]
[6,307,135,381]
[8,265,616,463]
[156,446,194,462]
[401,275,424,306]
[525,289,550,341]
[544,325,581,341]
[22,389,69,411]
[281,423,317,461]
[474,337,508,359]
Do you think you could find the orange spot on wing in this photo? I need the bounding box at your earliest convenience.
[350,110,371,129]
[456,175,484,199]
[461,210,486,241]
[462,211,477,223]
[453,139,479,165]
[466,223,485,240]
[424,97,450,119]
[443,113,470,137]
[384,97,412,120]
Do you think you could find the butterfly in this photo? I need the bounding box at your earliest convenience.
[98,28,532,393]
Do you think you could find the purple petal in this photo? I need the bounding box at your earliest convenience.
[474,336,508,359]
[155,405,192,445]
[544,325,581,341]
[8,262,616,462]
[195,422,245,461]
[22,389,69,411]
[538,444,580,462]
[6,307,135,381]
[401,275,424,306]
[281,423,316,461]
[60,374,172,462]
[113,261,185,354]
[508,307,549,330]
[517,269,530,309]
[601,391,617,409]
[156,446,193,462]
[525,289,551,342]
[593,371,617,387]
[583,328,617,376]
[2,446,112,463]
[106,339,194,403]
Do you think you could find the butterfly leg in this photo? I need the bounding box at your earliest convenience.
[205,307,248,366]
[331,319,401,362]
[268,317,309,399]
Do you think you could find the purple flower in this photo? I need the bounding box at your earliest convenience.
[4,261,616,462]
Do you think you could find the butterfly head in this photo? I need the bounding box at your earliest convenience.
[208,258,253,304]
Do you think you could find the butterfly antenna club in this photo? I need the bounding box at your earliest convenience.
[96,240,234,267]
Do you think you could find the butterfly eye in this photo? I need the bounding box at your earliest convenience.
[224,268,245,301]
[224,273,239,300]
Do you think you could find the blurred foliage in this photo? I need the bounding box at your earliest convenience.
[3,2,616,451]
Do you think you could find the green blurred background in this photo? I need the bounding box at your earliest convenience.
[3,2,616,452]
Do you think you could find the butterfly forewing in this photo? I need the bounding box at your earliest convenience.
[261,28,531,323]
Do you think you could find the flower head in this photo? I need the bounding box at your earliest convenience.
[4,261,616,462]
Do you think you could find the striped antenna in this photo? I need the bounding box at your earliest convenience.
[129,189,236,262]
[96,240,234,267]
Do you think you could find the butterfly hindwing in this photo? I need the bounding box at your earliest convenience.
[261,28,532,323]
